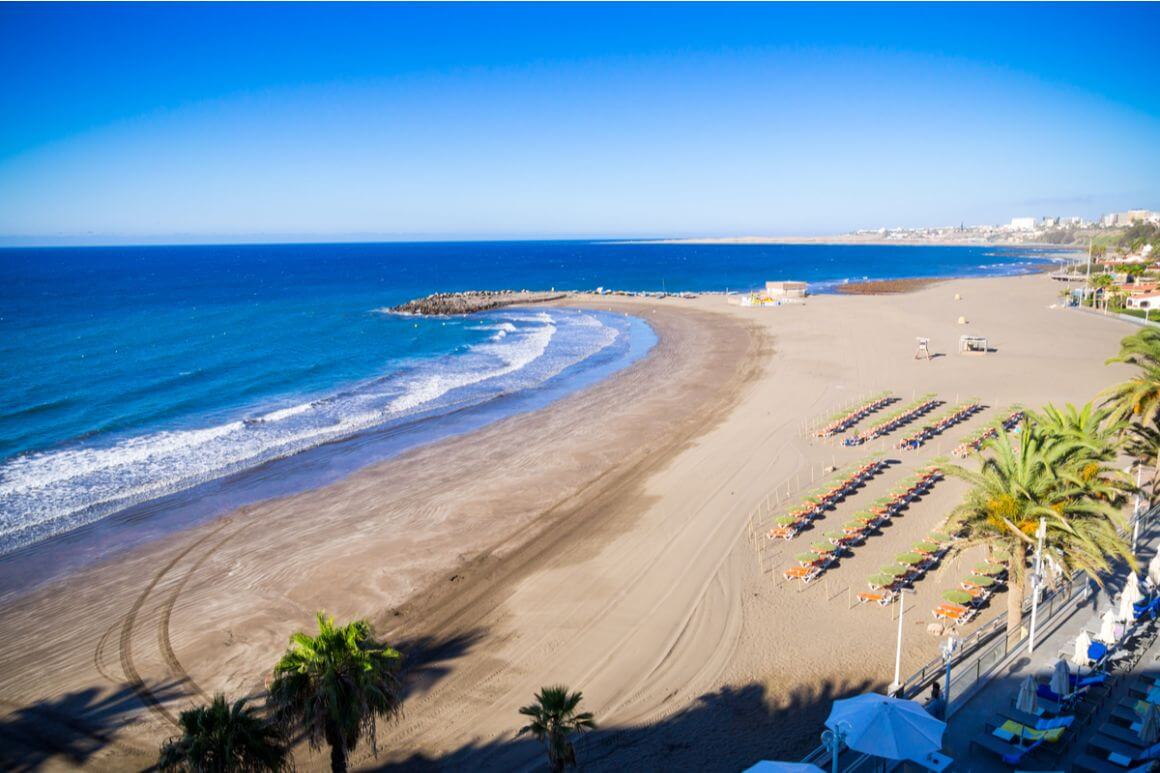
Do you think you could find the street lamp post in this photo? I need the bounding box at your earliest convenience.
[941,635,959,711]
[821,722,849,773]
[890,589,908,694]
[1133,465,1144,554]
[1028,517,1047,653]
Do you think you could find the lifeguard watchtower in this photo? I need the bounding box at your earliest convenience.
[914,337,932,361]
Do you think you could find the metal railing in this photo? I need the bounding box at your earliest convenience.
[898,570,1090,708]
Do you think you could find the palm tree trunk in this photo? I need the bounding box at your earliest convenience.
[1152,452,1159,507]
[1006,542,1027,647]
[325,722,347,773]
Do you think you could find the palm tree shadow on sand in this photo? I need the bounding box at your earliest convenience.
[392,627,489,700]
[0,679,186,772]
[373,676,877,772]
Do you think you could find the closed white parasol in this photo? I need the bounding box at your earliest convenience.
[1073,630,1093,667]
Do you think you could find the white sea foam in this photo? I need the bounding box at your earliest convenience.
[0,308,630,554]
[387,318,556,414]
[256,402,317,423]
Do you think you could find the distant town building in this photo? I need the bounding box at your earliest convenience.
[1040,216,1060,228]
[1009,217,1037,231]
[1103,209,1160,226]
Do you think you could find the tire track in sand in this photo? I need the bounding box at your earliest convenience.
[374,316,776,766]
[116,522,231,726]
[154,522,258,705]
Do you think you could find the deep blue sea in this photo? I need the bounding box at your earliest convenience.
[0,240,1056,562]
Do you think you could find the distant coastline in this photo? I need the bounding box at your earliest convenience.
[613,235,1087,250]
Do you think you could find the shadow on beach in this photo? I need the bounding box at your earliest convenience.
[394,627,490,700]
[0,680,186,772]
[375,676,878,772]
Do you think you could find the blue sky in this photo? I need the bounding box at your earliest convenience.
[1,2,1158,244]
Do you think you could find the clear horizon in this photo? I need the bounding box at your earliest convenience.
[1,2,1158,245]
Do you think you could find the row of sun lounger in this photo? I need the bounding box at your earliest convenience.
[858,531,959,607]
[776,463,936,601]
[776,458,899,584]
[974,669,1114,768]
[812,391,893,438]
[931,562,1007,625]
[843,393,939,446]
[896,400,983,450]
[766,457,887,542]
[975,598,1160,770]
[951,407,1025,458]
[1076,669,1160,771]
[1076,615,1160,771]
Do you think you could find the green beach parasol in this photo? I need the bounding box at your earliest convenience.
[880,565,907,577]
[811,541,836,554]
[975,563,1004,576]
[824,530,847,541]
[913,541,939,554]
[928,531,952,543]
[776,515,799,526]
[844,518,869,530]
[896,552,924,566]
[964,574,996,588]
[796,552,819,564]
[868,573,896,588]
[942,589,973,605]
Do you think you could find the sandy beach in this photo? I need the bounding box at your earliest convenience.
[0,273,1138,771]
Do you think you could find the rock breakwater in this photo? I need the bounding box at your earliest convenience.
[390,290,567,315]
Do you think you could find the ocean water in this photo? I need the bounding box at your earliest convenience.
[0,241,1055,562]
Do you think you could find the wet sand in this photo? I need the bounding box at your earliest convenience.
[0,274,1138,771]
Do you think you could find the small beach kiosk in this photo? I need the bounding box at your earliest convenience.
[958,335,989,355]
[728,280,809,307]
[765,281,808,299]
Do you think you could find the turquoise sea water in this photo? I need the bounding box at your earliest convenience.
[0,241,1056,561]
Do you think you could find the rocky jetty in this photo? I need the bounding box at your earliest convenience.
[389,290,567,316]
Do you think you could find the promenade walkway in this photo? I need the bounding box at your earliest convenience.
[941,515,1160,772]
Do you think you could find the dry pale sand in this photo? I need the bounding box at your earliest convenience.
[0,274,1137,771]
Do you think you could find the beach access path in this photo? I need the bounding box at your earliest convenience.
[0,274,1138,771]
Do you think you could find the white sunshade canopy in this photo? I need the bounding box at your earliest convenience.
[1098,608,1121,643]
[1015,676,1039,714]
[1121,574,1144,621]
[825,693,946,761]
[1073,630,1093,666]
[1050,659,1070,697]
[743,764,825,773]
[1148,554,1160,587]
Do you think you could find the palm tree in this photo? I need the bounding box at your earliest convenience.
[947,421,1133,643]
[267,613,403,773]
[1125,419,1160,506]
[158,694,289,772]
[1103,328,1160,425]
[1034,402,1122,460]
[517,686,596,772]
